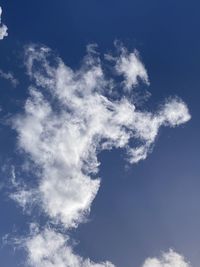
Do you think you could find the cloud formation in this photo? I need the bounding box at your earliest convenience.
[0,6,8,40]
[142,250,191,267]
[11,44,191,266]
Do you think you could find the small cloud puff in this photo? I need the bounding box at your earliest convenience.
[115,48,149,90]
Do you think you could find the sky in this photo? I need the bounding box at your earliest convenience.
[0,1,200,267]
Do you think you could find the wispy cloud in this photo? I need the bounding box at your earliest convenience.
[0,7,8,40]
[10,44,191,266]
[0,70,19,87]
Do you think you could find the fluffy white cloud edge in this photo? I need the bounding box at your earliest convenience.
[25,227,115,267]
[142,249,191,267]
[0,6,8,40]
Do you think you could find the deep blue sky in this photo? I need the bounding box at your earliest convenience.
[0,1,200,267]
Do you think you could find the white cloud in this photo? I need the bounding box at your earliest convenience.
[114,46,149,90]
[11,44,191,266]
[0,69,19,87]
[142,250,191,267]
[25,228,114,267]
[0,6,8,40]
[160,98,191,126]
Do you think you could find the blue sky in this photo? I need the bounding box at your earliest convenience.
[0,1,199,267]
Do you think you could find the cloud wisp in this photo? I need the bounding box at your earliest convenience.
[0,69,19,87]
[0,6,8,40]
[10,44,191,267]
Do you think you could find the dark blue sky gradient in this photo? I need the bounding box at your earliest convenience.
[0,1,200,266]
